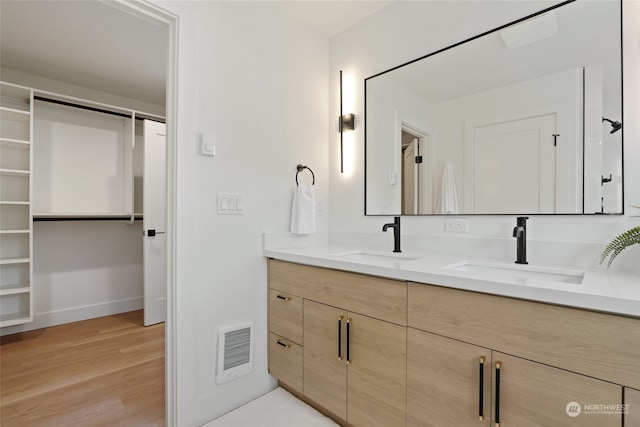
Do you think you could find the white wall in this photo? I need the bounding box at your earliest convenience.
[0,221,143,337]
[329,0,640,273]
[156,1,329,425]
[366,77,434,214]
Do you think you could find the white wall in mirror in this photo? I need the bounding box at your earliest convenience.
[329,0,639,272]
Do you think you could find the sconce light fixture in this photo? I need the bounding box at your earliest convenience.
[339,70,355,173]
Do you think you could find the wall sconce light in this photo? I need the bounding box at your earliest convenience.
[339,70,355,173]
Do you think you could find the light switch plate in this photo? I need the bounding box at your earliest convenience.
[217,192,245,215]
[200,133,215,157]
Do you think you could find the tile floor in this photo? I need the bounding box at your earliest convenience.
[203,387,339,427]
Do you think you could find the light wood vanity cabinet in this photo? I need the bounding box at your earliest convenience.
[408,282,637,427]
[268,259,407,427]
[268,260,637,426]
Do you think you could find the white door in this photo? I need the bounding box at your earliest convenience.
[143,120,166,326]
[402,138,419,214]
[473,114,556,213]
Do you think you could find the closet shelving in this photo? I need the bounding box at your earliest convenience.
[0,82,34,327]
[1,80,165,331]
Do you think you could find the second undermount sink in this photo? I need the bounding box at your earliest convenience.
[443,260,585,285]
[332,250,421,264]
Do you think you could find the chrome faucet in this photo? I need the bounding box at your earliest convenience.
[382,216,401,253]
[513,216,529,264]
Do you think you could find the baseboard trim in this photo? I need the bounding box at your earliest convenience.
[0,297,143,336]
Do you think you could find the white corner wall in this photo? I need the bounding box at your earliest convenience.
[329,0,640,273]
[157,1,329,425]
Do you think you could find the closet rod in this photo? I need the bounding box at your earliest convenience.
[34,96,165,123]
[34,216,143,222]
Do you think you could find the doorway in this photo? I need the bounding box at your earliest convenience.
[0,0,178,424]
[399,122,431,214]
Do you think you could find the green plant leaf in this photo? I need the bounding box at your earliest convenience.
[600,226,640,268]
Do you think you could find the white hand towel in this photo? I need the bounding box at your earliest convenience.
[291,185,316,234]
[436,162,459,214]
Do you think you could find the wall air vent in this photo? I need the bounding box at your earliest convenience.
[216,322,254,384]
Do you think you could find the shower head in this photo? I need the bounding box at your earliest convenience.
[602,117,622,134]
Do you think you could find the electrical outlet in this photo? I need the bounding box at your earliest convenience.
[445,217,468,233]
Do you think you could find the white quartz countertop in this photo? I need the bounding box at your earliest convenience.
[264,245,640,318]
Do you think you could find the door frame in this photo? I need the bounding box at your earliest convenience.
[110,1,178,425]
[396,115,434,214]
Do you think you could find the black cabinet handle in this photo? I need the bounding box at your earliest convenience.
[338,316,344,361]
[276,294,291,301]
[479,356,486,421]
[495,361,502,426]
[276,339,290,349]
[346,318,352,364]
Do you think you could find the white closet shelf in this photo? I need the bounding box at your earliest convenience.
[0,312,32,328]
[0,230,30,234]
[0,138,30,149]
[0,258,30,265]
[0,285,31,296]
[0,168,30,176]
[0,201,30,206]
[0,107,31,122]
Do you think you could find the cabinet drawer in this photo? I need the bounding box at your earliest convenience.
[269,333,303,393]
[269,259,407,326]
[408,282,640,389]
[269,289,303,345]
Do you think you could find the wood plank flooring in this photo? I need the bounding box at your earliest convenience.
[0,310,165,426]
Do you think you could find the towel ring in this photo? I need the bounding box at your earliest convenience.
[296,164,315,186]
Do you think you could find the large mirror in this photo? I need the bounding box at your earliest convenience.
[365,0,622,215]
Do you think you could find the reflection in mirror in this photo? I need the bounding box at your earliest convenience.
[365,0,623,215]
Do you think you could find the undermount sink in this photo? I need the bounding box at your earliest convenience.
[332,250,421,264]
[443,260,584,285]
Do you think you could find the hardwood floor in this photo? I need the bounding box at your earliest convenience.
[0,311,165,426]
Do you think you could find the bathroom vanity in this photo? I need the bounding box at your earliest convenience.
[265,248,639,427]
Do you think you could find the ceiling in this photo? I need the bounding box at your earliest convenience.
[274,1,394,37]
[0,1,393,108]
[0,0,168,106]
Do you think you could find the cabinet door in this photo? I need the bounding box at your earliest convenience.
[625,387,640,426]
[407,328,491,427]
[493,352,622,426]
[347,312,406,427]
[303,300,347,419]
[268,333,303,393]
